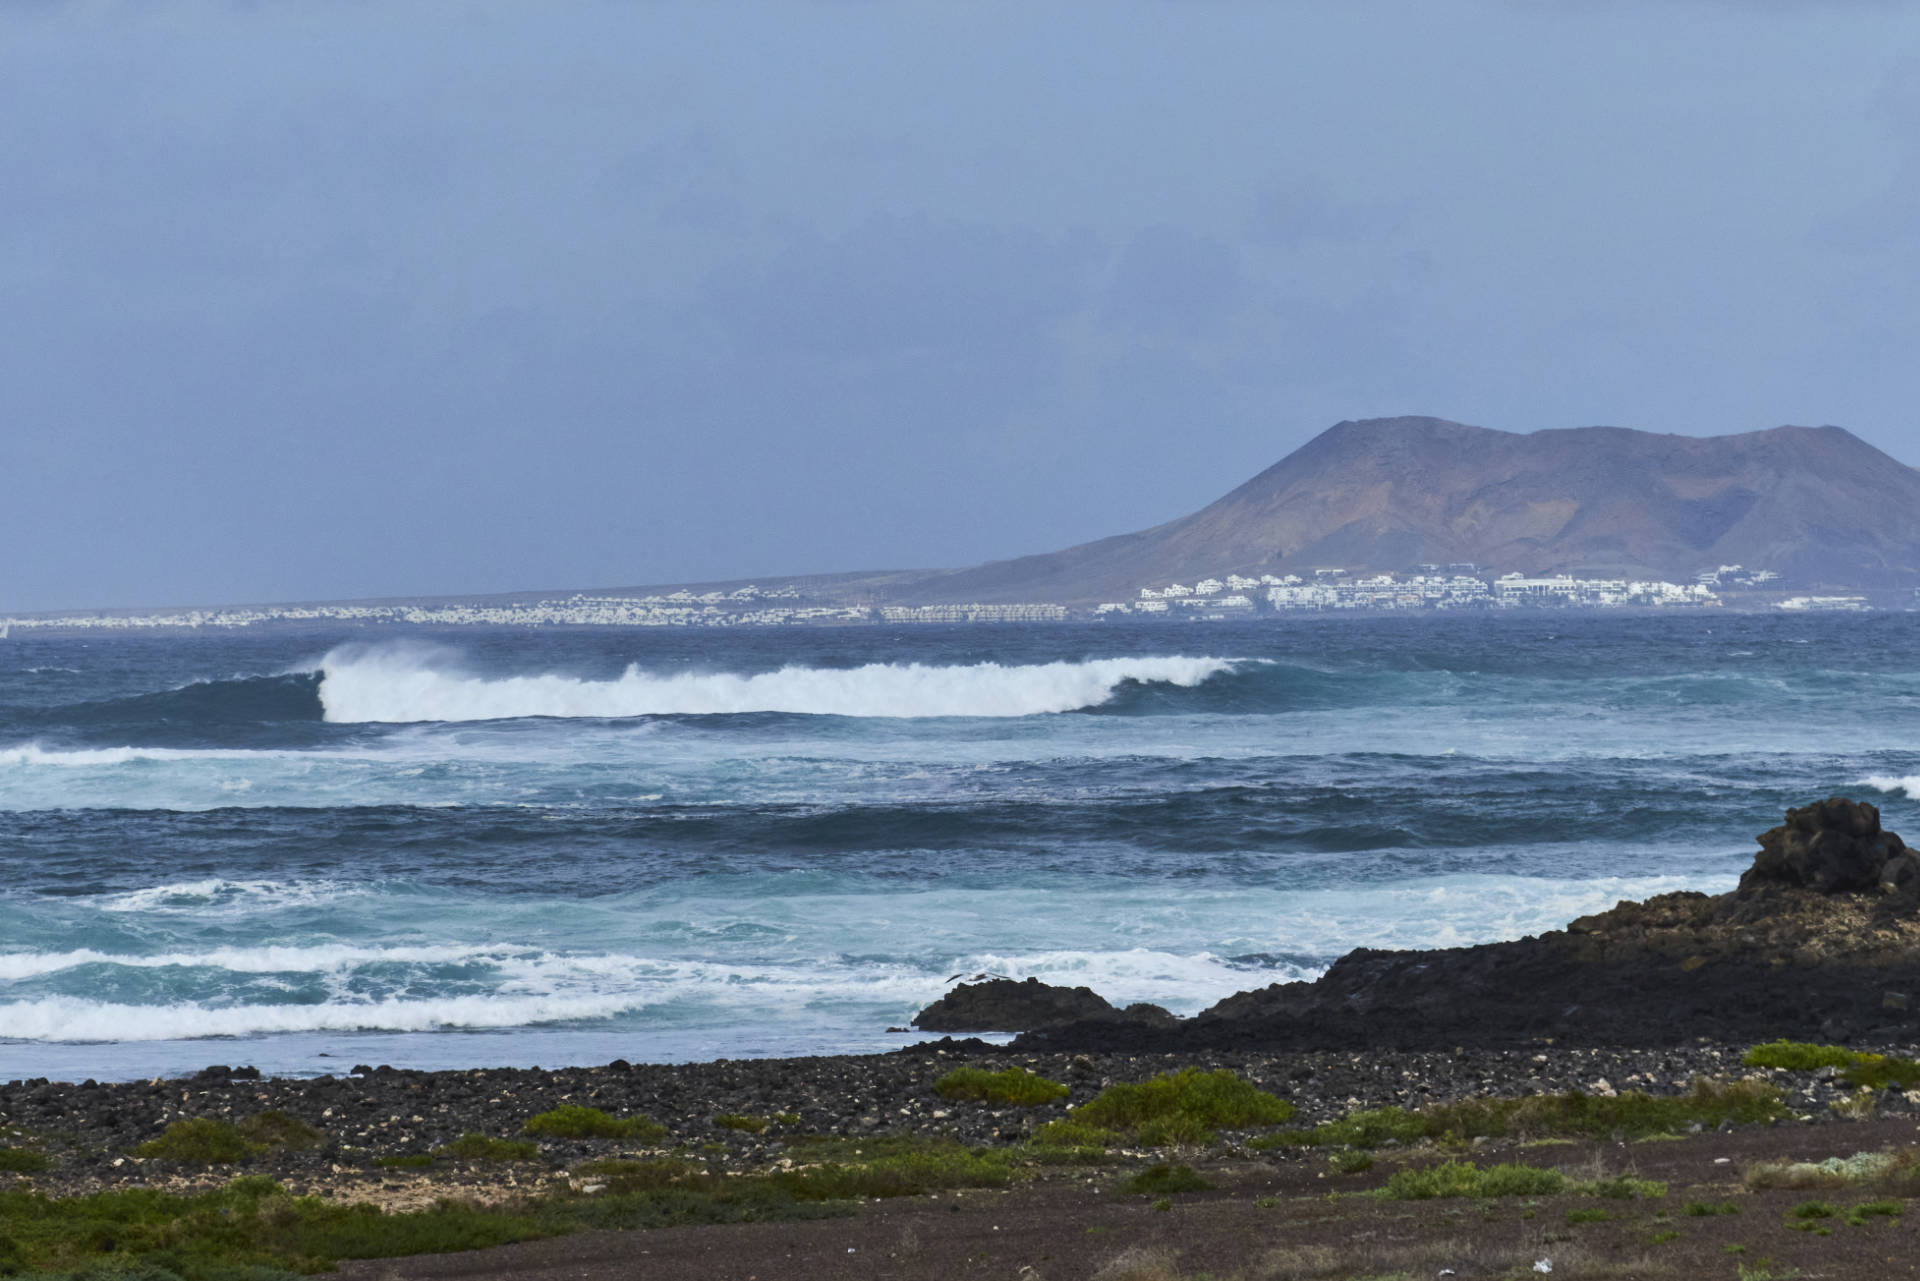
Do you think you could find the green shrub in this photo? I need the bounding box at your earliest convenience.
[932,1066,1070,1107]
[235,1112,324,1150]
[132,1119,264,1164]
[1377,1160,1567,1200]
[1030,1118,1121,1149]
[131,1113,326,1165]
[1842,1053,1920,1090]
[570,1158,705,1191]
[713,1114,770,1133]
[1685,1200,1740,1216]
[1329,1150,1375,1174]
[521,1106,666,1142]
[1847,1199,1901,1225]
[1743,1041,1857,1071]
[1120,1164,1213,1196]
[1567,1207,1611,1224]
[0,1148,51,1173]
[769,1142,1011,1200]
[1743,1041,1920,1090]
[1074,1068,1294,1145]
[370,1154,433,1169]
[434,1133,538,1162]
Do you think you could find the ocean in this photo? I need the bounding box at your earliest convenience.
[4,614,1918,1082]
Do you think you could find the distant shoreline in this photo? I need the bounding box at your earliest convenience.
[1,594,1907,635]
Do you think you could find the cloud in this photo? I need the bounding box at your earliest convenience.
[700,215,1095,360]
[1102,225,1243,340]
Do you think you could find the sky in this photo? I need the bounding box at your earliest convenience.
[4,1,1920,611]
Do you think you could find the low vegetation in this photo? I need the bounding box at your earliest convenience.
[0,1147,51,1174]
[0,1133,1032,1281]
[1070,1068,1295,1145]
[1376,1160,1570,1200]
[1684,1200,1740,1216]
[130,1113,326,1164]
[520,1105,666,1142]
[1374,1160,1667,1201]
[1744,1149,1919,1190]
[1029,1118,1123,1150]
[1257,1078,1784,1150]
[1847,1199,1901,1225]
[1120,1164,1214,1196]
[1742,1040,1920,1090]
[760,1135,1014,1199]
[932,1066,1070,1107]
[434,1132,539,1162]
[370,1153,433,1170]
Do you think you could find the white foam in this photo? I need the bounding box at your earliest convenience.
[1860,774,1920,800]
[93,879,352,915]
[0,744,280,768]
[954,947,1317,1010]
[0,942,500,981]
[316,646,1239,723]
[0,993,649,1042]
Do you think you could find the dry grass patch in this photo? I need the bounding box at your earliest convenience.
[1744,1149,1918,1190]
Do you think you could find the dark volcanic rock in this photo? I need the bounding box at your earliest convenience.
[912,978,1117,1032]
[1016,799,1920,1054]
[1739,796,1907,894]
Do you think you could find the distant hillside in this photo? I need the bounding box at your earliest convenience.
[889,417,1920,603]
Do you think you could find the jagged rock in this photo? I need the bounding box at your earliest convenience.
[912,978,1117,1032]
[1015,798,1920,1054]
[1883,850,1920,898]
[1119,1002,1179,1027]
[1739,796,1906,894]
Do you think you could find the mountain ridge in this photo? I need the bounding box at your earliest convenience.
[887,416,1920,603]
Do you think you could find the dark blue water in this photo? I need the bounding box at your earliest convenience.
[3,615,1917,1079]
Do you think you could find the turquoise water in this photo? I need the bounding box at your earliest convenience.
[3,615,1918,1079]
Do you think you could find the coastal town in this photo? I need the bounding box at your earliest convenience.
[0,564,1885,633]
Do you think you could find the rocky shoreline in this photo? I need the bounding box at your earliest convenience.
[7,799,1920,1221]
[6,1037,1920,1207]
[905,798,1920,1054]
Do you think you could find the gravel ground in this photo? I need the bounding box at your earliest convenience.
[6,1039,1920,1202]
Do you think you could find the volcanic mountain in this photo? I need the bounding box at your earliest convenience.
[895,417,1920,603]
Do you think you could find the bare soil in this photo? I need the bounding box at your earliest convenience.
[332,1114,1920,1281]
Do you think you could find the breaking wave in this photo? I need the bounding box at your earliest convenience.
[315,647,1241,723]
[0,993,650,1042]
[92,879,355,915]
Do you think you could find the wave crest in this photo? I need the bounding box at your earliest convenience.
[316,648,1240,723]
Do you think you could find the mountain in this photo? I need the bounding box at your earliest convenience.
[893,417,1920,603]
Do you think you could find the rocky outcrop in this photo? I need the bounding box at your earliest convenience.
[913,978,1117,1032]
[1739,797,1910,895]
[1014,799,1920,1053]
[911,979,1185,1033]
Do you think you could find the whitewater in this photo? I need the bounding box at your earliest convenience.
[313,646,1238,722]
[4,614,1920,1080]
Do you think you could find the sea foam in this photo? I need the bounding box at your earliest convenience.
[0,993,651,1042]
[316,648,1239,723]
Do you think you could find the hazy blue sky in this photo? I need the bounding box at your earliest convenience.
[5,1,1919,610]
